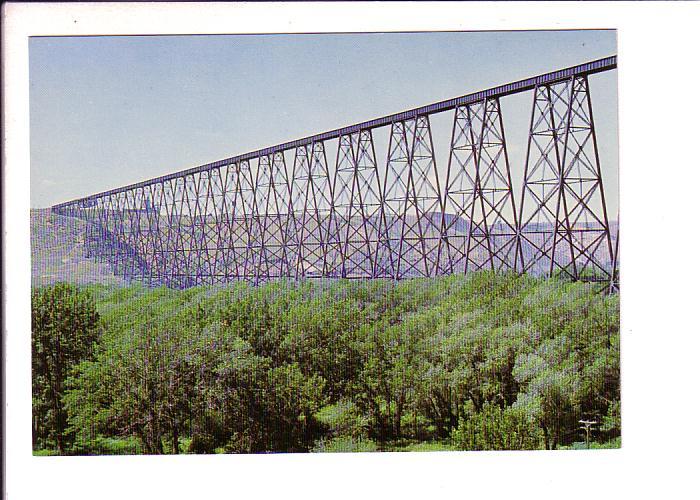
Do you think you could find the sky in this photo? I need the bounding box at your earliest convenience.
[29,30,617,212]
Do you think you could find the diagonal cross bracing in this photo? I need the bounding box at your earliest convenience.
[376,116,444,279]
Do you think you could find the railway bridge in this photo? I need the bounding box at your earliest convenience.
[53,56,619,291]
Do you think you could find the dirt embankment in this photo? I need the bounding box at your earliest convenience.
[31,208,125,287]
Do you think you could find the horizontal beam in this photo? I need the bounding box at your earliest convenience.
[53,55,616,209]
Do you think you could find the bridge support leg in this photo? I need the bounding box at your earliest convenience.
[213,164,243,285]
[144,182,167,287]
[162,177,186,288]
[328,130,384,279]
[182,173,204,287]
[249,152,294,283]
[288,142,334,279]
[202,168,229,286]
[609,215,619,293]
[517,75,614,282]
[378,115,443,279]
[230,160,257,284]
[439,97,519,275]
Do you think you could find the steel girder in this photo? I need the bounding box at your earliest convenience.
[52,58,618,290]
[53,56,615,206]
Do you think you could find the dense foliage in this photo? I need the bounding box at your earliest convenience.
[32,272,620,454]
[32,283,101,452]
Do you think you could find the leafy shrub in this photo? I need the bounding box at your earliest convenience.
[452,402,544,451]
[558,437,621,450]
[397,441,456,452]
[315,400,369,439]
[189,433,217,454]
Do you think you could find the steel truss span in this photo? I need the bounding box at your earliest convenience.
[52,56,619,290]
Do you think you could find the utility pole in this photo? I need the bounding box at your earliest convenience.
[579,419,597,449]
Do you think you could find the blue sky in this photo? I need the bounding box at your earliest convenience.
[29,31,617,210]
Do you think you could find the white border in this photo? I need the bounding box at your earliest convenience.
[4,2,700,499]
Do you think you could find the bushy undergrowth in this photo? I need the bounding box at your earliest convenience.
[32,272,620,454]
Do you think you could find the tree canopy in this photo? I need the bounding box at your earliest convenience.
[32,273,620,454]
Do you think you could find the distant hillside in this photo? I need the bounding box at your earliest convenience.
[31,209,125,287]
[31,208,617,286]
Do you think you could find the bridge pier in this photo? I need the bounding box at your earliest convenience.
[438,96,519,276]
[377,115,444,280]
[328,130,384,279]
[516,75,614,282]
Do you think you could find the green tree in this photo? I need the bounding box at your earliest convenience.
[280,289,365,400]
[352,310,434,441]
[66,291,204,455]
[73,322,199,454]
[212,350,327,453]
[32,283,100,452]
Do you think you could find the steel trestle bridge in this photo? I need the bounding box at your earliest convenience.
[52,56,619,291]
